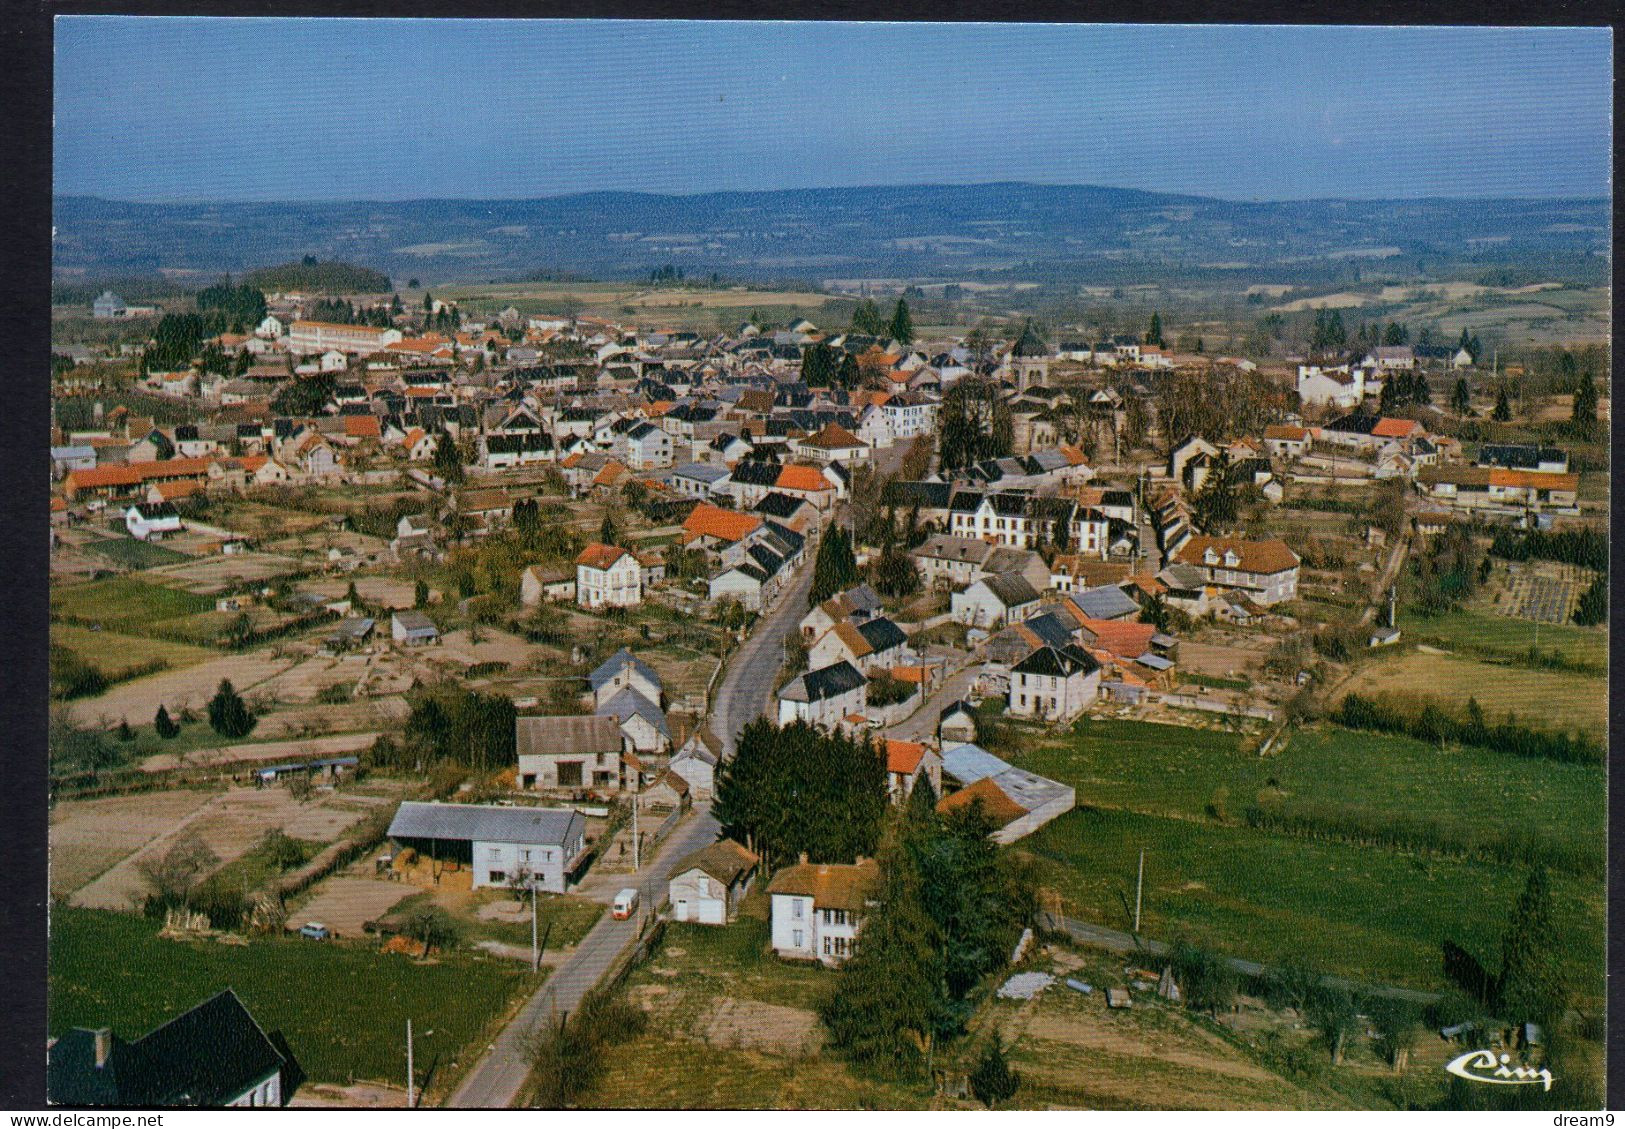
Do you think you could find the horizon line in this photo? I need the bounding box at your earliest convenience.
[53,180,1611,208]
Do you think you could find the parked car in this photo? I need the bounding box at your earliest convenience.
[611,888,640,920]
[298,922,331,941]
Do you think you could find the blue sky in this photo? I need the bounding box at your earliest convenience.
[54,19,1612,202]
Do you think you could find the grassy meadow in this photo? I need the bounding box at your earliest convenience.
[49,906,537,1087]
[1007,719,1605,1002]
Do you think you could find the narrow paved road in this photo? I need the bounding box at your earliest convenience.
[448,544,817,1106]
[1040,911,1440,1004]
[447,802,720,1107]
[711,541,818,757]
[884,658,978,743]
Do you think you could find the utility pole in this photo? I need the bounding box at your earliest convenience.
[632,793,640,870]
[406,1019,415,1108]
[1134,849,1144,934]
[531,887,539,973]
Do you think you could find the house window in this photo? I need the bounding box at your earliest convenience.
[823,936,832,956]
[557,761,583,786]
[792,929,803,947]
[521,849,531,862]
[490,870,506,883]
[489,848,501,860]
[792,899,803,920]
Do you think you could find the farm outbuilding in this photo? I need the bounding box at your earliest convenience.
[667,838,759,925]
[385,801,588,894]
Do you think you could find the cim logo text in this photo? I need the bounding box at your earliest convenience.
[1445,1048,1553,1092]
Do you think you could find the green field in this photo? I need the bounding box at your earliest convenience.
[85,536,190,569]
[51,624,215,678]
[1345,650,1606,740]
[1397,606,1606,667]
[52,577,215,632]
[1007,720,1605,1000]
[1017,720,1603,865]
[49,907,536,1087]
[1021,808,1604,1002]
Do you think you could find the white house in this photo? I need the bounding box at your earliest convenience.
[124,501,183,541]
[777,661,867,730]
[1169,535,1301,605]
[767,857,880,965]
[1297,364,1381,410]
[1007,644,1101,723]
[668,839,760,925]
[386,801,587,894]
[576,543,643,609]
[588,649,663,711]
[952,573,1042,629]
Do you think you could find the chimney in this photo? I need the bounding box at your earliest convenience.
[92,1028,112,1068]
[798,851,809,865]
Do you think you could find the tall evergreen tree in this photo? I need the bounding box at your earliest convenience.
[1492,384,1513,422]
[1497,865,1566,1029]
[1451,377,1472,416]
[153,704,179,740]
[207,679,256,739]
[821,826,946,1080]
[1571,377,1597,434]
[888,298,915,346]
[1145,311,1164,347]
[835,352,860,390]
[851,299,886,335]
[809,524,860,607]
[801,342,837,387]
[970,1034,1022,1107]
[937,377,1013,470]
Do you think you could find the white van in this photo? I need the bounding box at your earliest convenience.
[611,888,640,920]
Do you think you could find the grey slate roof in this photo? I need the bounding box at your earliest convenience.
[781,660,867,703]
[598,687,671,738]
[1068,584,1142,621]
[48,989,291,1108]
[1012,643,1100,679]
[388,801,585,847]
[855,616,908,654]
[588,649,662,693]
[981,572,1041,608]
[516,714,625,757]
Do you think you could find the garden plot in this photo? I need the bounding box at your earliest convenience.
[148,551,306,594]
[138,731,380,774]
[69,785,368,911]
[64,650,296,729]
[698,997,824,1057]
[305,576,419,609]
[49,788,219,899]
[289,875,413,939]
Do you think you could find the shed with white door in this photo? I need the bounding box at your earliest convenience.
[666,838,759,925]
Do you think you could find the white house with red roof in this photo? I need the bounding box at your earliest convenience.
[576,542,642,609]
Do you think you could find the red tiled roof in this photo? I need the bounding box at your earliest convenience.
[1264,424,1310,441]
[683,504,762,543]
[802,422,864,450]
[576,542,632,570]
[345,415,382,438]
[1075,617,1157,661]
[1371,417,1422,439]
[884,739,927,774]
[1173,535,1300,576]
[937,778,1025,827]
[775,464,833,493]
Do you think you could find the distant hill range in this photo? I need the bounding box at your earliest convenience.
[51,184,1610,288]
